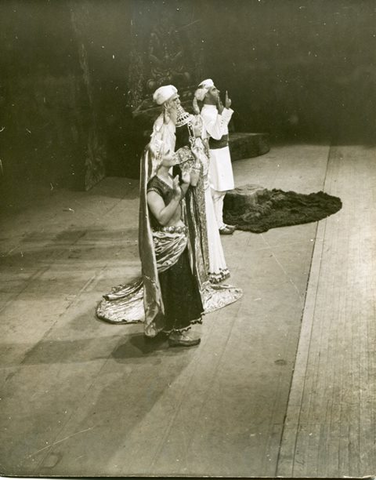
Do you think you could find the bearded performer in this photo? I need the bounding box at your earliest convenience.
[173,97,231,283]
[197,79,236,236]
[96,85,242,337]
[151,84,230,283]
[151,85,209,288]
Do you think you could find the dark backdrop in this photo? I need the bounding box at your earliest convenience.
[201,0,376,142]
[0,0,375,205]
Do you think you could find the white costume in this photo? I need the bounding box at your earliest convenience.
[190,116,230,282]
[198,80,235,230]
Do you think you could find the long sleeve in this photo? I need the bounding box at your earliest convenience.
[201,106,234,140]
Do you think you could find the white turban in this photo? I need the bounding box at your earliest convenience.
[198,78,214,90]
[152,85,178,105]
[195,78,215,102]
[194,88,208,102]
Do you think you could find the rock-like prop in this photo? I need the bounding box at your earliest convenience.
[224,184,342,233]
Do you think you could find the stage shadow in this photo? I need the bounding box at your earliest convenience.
[112,332,194,360]
[1,331,193,367]
[0,226,139,269]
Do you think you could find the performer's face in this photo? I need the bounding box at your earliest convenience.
[165,94,180,124]
[207,86,220,102]
[166,94,181,110]
[170,94,181,106]
[161,149,177,168]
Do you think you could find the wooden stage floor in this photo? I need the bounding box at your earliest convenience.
[0,143,375,477]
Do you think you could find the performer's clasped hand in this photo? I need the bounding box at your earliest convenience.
[189,166,200,186]
[181,171,191,185]
[172,174,182,199]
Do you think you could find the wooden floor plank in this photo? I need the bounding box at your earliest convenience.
[278,145,376,477]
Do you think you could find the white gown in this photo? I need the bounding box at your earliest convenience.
[191,133,230,283]
[204,174,230,283]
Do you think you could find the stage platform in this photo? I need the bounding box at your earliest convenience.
[229,132,270,161]
[0,142,375,477]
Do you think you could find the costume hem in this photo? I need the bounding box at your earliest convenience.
[163,317,203,335]
[209,269,231,284]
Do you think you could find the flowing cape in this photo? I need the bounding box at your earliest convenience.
[96,139,242,334]
[138,146,165,337]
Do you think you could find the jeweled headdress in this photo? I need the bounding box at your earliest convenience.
[175,104,192,128]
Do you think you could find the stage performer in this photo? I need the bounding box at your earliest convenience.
[143,138,203,346]
[173,98,231,283]
[197,79,236,235]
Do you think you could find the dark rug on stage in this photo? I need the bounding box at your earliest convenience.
[223,185,342,233]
